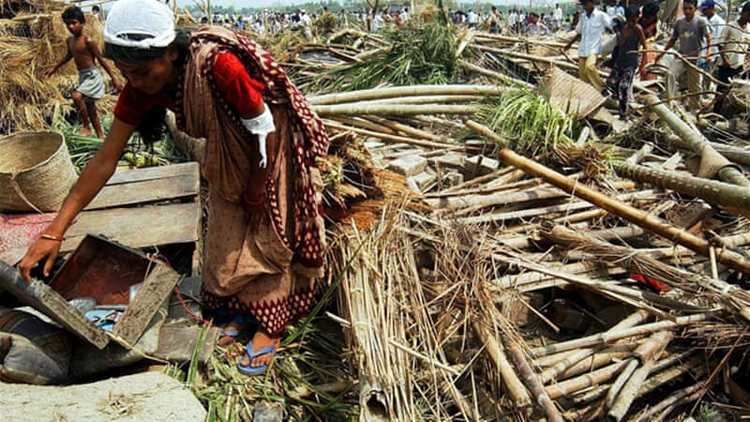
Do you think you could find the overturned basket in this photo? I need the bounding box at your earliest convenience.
[0,132,77,212]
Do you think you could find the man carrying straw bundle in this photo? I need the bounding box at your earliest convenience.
[46,6,123,139]
[20,0,329,377]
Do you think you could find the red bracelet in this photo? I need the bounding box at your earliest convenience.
[41,234,65,242]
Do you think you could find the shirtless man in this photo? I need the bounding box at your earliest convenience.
[46,6,123,138]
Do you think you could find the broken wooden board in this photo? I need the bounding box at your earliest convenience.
[86,166,199,210]
[0,261,109,349]
[112,265,182,346]
[61,202,199,253]
[1,163,201,264]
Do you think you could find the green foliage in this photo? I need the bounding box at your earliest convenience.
[312,21,459,93]
[56,117,184,171]
[478,88,576,157]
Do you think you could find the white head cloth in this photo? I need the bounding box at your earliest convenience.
[104,0,176,49]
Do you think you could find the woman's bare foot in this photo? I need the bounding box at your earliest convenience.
[79,126,93,137]
[239,329,281,369]
[217,315,251,346]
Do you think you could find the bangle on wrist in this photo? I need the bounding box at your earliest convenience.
[41,233,65,242]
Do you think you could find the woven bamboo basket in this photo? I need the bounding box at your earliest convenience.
[0,132,77,212]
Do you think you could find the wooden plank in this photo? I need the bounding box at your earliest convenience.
[113,264,182,346]
[85,172,199,211]
[0,261,109,349]
[62,202,200,253]
[106,162,199,185]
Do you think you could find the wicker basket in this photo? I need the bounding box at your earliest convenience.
[0,132,77,212]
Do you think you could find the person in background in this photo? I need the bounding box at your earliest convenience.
[639,1,661,80]
[564,0,613,92]
[252,18,264,34]
[616,1,626,17]
[467,9,478,28]
[655,0,712,111]
[46,6,123,139]
[508,8,518,33]
[554,3,565,31]
[372,10,384,32]
[489,6,501,34]
[528,12,550,36]
[606,5,648,119]
[606,0,617,17]
[518,9,527,32]
[713,1,750,113]
[91,5,104,22]
[700,0,725,90]
[400,7,409,24]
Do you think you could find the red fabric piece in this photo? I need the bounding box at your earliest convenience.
[0,213,57,265]
[212,52,266,117]
[631,273,670,293]
[114,52,266,126]
[114,84,174,126]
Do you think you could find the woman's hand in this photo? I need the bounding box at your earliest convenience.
[18,237,62,282]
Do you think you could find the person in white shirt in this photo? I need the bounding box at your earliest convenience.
[701,1,725,69]
[467,9,478,28]
[606,2,617,17]
[527,12,550,36]
[400,7,409,23]
[553,4,564,30]
[372,12,384,32]
[300,10,312,26]
[509,9,518,32]
[714,2,750,112]
[615,2,625,17]
[564,0,613,91]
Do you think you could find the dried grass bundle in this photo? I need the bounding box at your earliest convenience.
[0,12,107,132]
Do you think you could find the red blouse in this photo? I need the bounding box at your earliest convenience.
[114,52,267,126]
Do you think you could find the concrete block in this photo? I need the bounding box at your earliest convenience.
[431,151,465,169]
[463,155,499,177]
[0,372,206,421]
[410,169,438,192]
[387,154,428,177]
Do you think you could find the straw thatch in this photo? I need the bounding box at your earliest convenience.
[0,10,110,133]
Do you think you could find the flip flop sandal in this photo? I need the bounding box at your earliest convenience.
[237,339,277,376]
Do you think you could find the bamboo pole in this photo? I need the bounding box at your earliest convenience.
[459,59,534,88]
[667,134,750,167]
[613,161,750,212]
[633,382,704,422]
[308,84,506,105]
[467,120,750,274]
[568,351,697,408]
[324,120,455,149]
[366,116,447,142]
[472,322,531,407]
[362,95,485,105]
[557,350,635,381]
[539,311,649,384]
[434,181,636,212]
[545,360,628,400]
[506,343,564,422]
[528,313,708,358]
[643,94,750,187]
[314,103,480,117]
[607,331,674,421]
